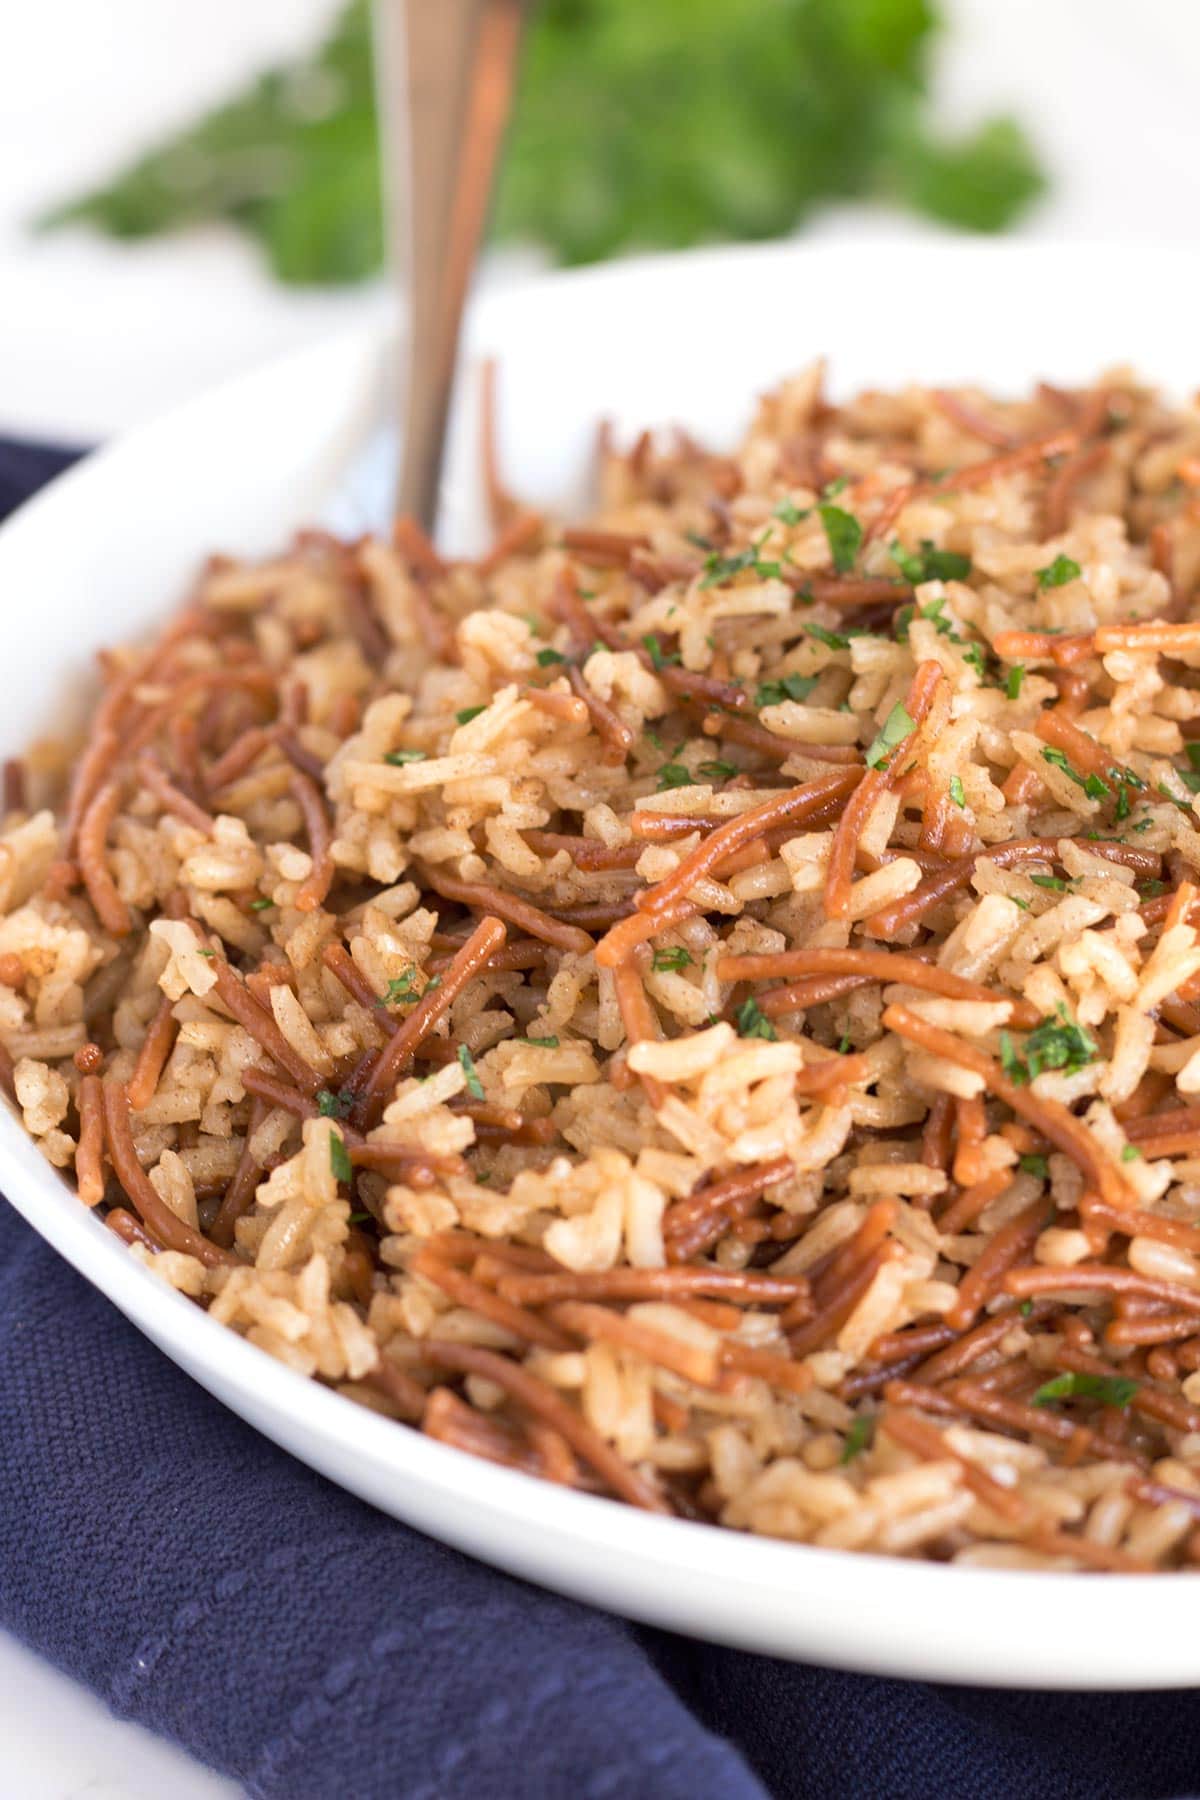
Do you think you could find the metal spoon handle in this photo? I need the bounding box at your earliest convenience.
[374,0,527,533]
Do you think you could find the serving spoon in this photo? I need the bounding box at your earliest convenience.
[373,0,530,534]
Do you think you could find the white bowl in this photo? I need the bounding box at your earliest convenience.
[2,240,1197,1689]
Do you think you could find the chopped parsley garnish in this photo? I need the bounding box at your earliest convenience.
[329,1133,353,1184]
[656,762,695,791]
[734,996,778,1041]
[998,1005,1097,1086]
[1018,1154,1049,1179]
[196,948,215,958]
[642,633,681,671]
[700,548,754,588]
[949,775,965,808]
[522,614,543,636]
[961,643,989,681]
[773,499,807,525]
[536,647,568,666]
[890,539,971,584]
[383,748,427,765]
[316,1087,354,1119]
[457,1043,485,1100]
[840,1415,875,1463]
[524,1034,560,1048]
[817,502,862,574]
[1040,745,1109,801]
[652,947,693,973]
[385,971,418,1005]
[1029,873,1075,893]
[1139,879,1168,898]
[893,604,915,644]
[698,759,738,782]
[699,533,783,588]
[249,897,274,912]
[1019,1299,1034,1317]
[804,622,854,652]
[822,477,849,499]
[755,673,818,708]
[348,1211,370,1225]
[837,1034,853,1054]
[1035,553,1082,590]
[1158,780,1195,814]
[455,705,486,725]
[864,702,916,771]
[1121,1143,1143,1163]
[1033,1371,1138,1409]
[1005,664,1025,700]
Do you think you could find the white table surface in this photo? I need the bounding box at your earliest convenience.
[1,0,1199,1792]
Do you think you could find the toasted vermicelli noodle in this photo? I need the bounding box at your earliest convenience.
[20,363,1200,1568]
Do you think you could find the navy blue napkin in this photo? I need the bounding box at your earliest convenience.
[1,439,1198,1800]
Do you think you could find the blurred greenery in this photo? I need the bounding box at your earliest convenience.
[40,0,1045,284]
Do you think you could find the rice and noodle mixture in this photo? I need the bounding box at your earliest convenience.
[12,365,1200,1569]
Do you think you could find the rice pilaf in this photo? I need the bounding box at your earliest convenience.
[10,365,1200,1568]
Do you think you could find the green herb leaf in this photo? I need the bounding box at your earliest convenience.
[699,547,755,588]
[1033,1371,1138,1410]
[457,1043,485,1100]
[1041,745,1108,801]
[196,949,215,959]
[755,672,818,708]
[652,947,693,973]
[384,970,418,1005]
[949,774,965,808]
[817,502,862,574]
[41,0,1044,284]
[1029,873,1073,893]
[455,705,486,726]
[1158,780,1195,814]
[1019,1299,1034,1317]
[890,539,971,584]
[773,500,807,525]
[383,749,427,765]
[734,997,777,1041]
[656,762,695,791]
[1120,1143,1143,1163]
[837,1034,853,1054]
[1036,554,1082,590]
[804,622,854,652]
[1000,1005,1098,1086]
[961,642,989,682]
[536,647,568,667]
[840,1415,874,1464]
[698,759,738,782]
[524,1035,560,1048]
[249,897,274,912]
[316,1087,353,1119]
[348,1210,371,1224]
[1005,665,1025,700]
[864,702,915,771]
[642,633,682,671]
[329,1133,353,1184]
[1019,1154,1049,1179]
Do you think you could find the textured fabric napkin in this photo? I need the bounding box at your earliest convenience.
[1,439,1199,1800]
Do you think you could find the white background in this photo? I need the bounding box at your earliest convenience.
[0,1,1197,1793]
